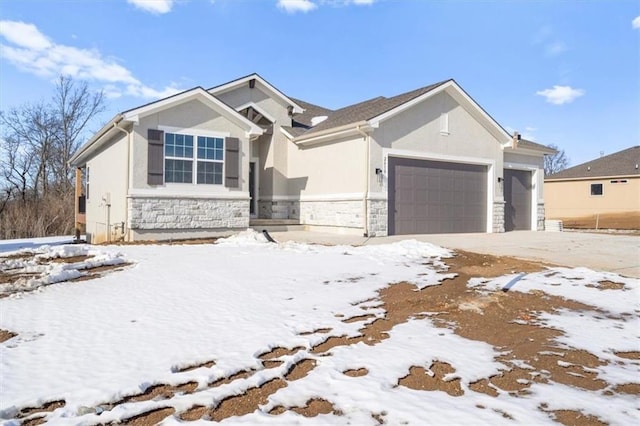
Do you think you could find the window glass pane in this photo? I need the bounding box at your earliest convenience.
[213,162,223,185]
[165,132,194,159]
[165,159,193,183]
[590,183,603,196]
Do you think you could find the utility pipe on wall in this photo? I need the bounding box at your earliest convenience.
[113,121,131,241]
[356,126,370,237]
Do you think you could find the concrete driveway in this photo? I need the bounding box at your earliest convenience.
[270,230,640,278]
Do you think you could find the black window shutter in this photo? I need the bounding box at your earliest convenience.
[147,129,164,185]
[225,137,240,188]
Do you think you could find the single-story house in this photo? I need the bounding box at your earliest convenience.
[70,73,554,243]
[544,146,640,226]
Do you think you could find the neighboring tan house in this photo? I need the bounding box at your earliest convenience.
[70,73,553,243]
[544,146,640,225]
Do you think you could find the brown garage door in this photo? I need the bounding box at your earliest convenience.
[504,169,532,231]
[388,157,488,235]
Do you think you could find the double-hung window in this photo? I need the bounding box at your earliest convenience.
[164,132,224,184]
[196,136,224,184]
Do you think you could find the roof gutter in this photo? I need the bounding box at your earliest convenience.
[294,121,370,146]
[69,114,125,167]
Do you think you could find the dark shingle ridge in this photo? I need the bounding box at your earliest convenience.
[546,146,640,180]
[293,80,451,136]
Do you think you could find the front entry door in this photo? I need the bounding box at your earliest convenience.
[249,161,256,216]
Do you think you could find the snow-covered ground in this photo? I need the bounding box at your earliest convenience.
[1,230,638,425]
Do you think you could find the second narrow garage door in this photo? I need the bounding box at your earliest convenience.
[388,157,488,235]
[504,169,532,231]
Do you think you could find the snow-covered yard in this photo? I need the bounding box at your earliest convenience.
[1,231,638,425]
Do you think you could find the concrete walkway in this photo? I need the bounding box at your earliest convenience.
[269,230,640,278]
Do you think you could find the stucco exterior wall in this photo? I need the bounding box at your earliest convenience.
[545,177,640,218]
[130,99,250,195]
[369,90,504,233]
[85,133,128,244]
[216,85,293,198]
[286,136,367,197]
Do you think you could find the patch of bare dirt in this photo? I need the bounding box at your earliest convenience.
[615,351,640,360]
[0,329,17,342]
[209,378,287,422]
[119,382,197,404]
[16,400,65,419]
[209,369,254,388]
[173,359,215,373]
[48,255,93,264]
[342,314,376,323]
[556,211,640,231]
[258,346,304,360]
[550,409,607,426]
[120,407,176,425]
[398,362,463,396]
[285,359,317,381]
[270,398,342,418]
[586,280,626,290]
[343,368,368,377]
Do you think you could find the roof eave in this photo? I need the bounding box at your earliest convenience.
[293,121,371,146]
[545,174,640,182]
[208,73,305,115]
[69,114,124,167]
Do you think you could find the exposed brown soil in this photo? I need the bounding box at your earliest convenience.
[398,362,463,396]
[343,368,368,377]
[105,237,219,246]
[615,351,640,360]
[119,381,197,404]
[550,409,607,426]
[209,378,287,422]
[298,327,332,335]
[556,211,640,230]
[284,359,316,381]
[342,313,377,323]
[0,329,17,342]
[587,280,626,290]
[16,400,65,419]
[10,249,637,424]
[121,407,176,425]
[173,359,215,373]
[258,346,304,360]
[0,249,131,295]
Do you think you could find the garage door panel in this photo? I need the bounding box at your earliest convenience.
[504,169,532,231]
[388,157,488,235]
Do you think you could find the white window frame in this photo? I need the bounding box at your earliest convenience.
[158,126,229,186]
[590,182,604,196]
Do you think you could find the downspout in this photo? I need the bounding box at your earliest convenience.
[113,121,131,241]
[356,126,370,237]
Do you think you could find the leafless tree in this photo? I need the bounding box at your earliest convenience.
[544,144,569,176]
[0,76,105,238]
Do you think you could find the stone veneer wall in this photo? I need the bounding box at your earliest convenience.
[129,197,249,230]
[258,200,297,220]
[493,201,505,233]
[299,200,363,229]
[367,199,388,236]
[537,203,545,231]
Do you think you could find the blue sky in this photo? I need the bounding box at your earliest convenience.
[1,0,638,166]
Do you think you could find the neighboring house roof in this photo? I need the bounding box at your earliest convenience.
[545,146,640,181]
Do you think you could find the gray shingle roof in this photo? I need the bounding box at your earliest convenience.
[289,98,333,128]
[546,146,640,180]
[296,80,450,136]
[517,139,557,154]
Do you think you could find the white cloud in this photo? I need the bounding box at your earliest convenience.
[277,0,317,13]
[276,0,375,13]
[0,21,51,50]
[127,0,174,14]
[0,20,179,99]
[632,16,640,29]
[536,85,585,105]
